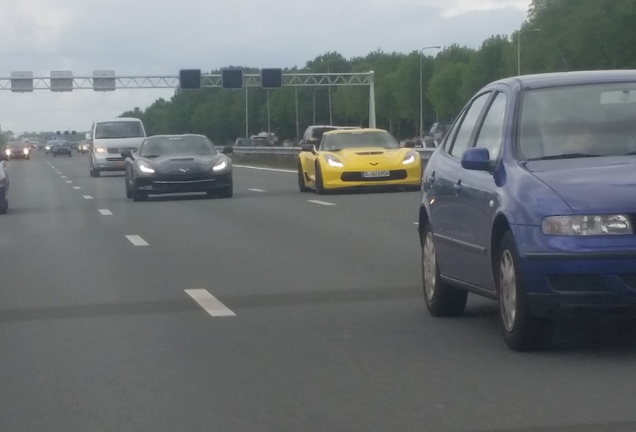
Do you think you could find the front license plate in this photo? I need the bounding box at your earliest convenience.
[362,170,390,178]
[115,161,125,166]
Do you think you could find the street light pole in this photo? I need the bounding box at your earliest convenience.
[327,62,333,125]
[517,28,541,76]
[419,46,441,140]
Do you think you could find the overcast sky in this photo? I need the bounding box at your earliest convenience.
[0,0,529,135]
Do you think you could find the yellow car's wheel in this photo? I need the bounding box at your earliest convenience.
[315,162,326,195]
[298,162,309,192]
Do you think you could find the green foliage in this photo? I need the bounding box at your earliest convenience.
[120,0,636,142]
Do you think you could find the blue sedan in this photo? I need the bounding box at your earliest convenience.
[419,70,636,351]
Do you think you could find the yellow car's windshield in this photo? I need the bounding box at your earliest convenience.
[321,131,399,151]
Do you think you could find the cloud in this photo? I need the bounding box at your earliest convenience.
[0,0,529,133]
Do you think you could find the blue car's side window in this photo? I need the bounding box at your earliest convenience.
[474,92,507,161]
[449,93,491,159]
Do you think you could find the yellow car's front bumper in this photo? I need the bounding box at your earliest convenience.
[320,162,422,190]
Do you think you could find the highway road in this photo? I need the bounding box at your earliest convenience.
[2,152,636,432]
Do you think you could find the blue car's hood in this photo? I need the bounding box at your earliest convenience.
[524,156,636,214]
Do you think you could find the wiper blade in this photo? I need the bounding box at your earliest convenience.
[142,154,160,158]
[527,153,601,161]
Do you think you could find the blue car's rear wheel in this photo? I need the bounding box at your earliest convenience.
[497,231,551,351]
[421,225,467,317]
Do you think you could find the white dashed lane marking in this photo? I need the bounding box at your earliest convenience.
[98,209,113,216]
[248,188,266,193]
[83,195,94,200]
[125,235,149,246]
[73,186,81,190]
[185,289,236,317]
[308,200,336,206]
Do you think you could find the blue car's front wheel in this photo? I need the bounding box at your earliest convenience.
[497,231,552,351]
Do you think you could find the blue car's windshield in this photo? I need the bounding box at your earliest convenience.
[518,82,636,160]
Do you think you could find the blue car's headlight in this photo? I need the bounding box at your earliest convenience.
[542,215,633,236]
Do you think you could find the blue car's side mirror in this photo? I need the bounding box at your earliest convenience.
[461,147,492,171]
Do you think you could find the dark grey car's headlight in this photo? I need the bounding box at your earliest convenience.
[138,161,155,174]
[542,215,633,236]
[212,159,229,172]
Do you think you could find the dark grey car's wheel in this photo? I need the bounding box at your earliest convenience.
[125,172,133,199]
[220,183,233,198]
[90,168,100,177]
[497,231,551,351]
[0,195,7,215]
[421,224,468,317]
[298,163,309,192]
[132,187,147,202]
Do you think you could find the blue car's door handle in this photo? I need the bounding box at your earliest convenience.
[454,180,462,193]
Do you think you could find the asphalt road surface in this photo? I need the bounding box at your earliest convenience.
[2,152,636,432]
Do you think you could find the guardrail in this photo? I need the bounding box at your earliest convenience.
[230,146,436,160]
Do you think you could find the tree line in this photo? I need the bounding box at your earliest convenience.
[120,0,636,145]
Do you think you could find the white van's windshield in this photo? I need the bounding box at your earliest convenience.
[95,121,144,139]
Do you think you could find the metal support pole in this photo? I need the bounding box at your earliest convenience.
[267,89,271,133]
[419,54,423,139]
[517,32,521,76]
[245,86,249,138]
[313,89,316,125]
[327,63,333,125]
[295,87,300,142]
[368,71,376,128]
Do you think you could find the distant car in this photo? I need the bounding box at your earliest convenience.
[5,141,31,160]
[77,140,90,154]
[52,140,72,157]
[419,70,636,352]
[298,125,351,148]
[422,122,452,148]
[45,141,56,154]
[90,117,146,177]
[298,128,422,194]
[123,134,233,202]
[0,152,8,214]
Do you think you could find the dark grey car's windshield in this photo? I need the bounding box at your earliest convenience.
[321,131,399,151]
[139,136,217,157]
[95,121,144,139]
[518,83,636,160]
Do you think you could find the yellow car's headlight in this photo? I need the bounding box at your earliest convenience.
[402,151,418,165]
[324,154,344,168]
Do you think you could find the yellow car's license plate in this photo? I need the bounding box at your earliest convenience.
[362,170,390,178]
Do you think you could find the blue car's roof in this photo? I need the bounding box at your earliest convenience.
[491,70,636,91]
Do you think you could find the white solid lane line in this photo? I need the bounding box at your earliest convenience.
[234,165,295,173]
[248,188,266,192]
[98,209,113,216]
[308,200,336,206]
[83,195,94,200]
[126,235,149,246]
[185,289,236,317]
[73,186,81,190]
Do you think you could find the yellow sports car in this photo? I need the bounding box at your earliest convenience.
[297,128,422,193]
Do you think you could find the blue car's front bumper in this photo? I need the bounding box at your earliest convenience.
[515,225,636,318]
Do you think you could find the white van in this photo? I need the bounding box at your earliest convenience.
[89,117,146,177]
